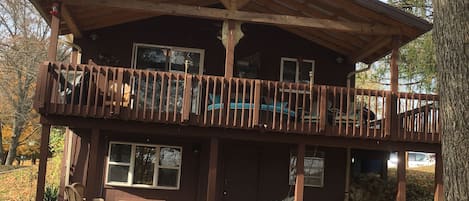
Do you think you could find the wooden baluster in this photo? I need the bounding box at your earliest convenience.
[85,66,94,116]
[134,71,141,120]
[241,79,247,128]
[319,86,327,132]
[339,88,344,135]
[158,73,166,121]
[248,80,254,128]
[424,94,430,142]
[373,90,376,138]
[226,78,232,126]
[418,94,423,141]
[367,90,371,138]
[218,78,225,126]
[301,84,307,133]
[381,90,386,138]
[93,67,101,116]
[143,71,150,120]
[108,68,116,117]
[345,87,350,136]
[280,83,285,131]
[53,64,62,113]
[203,77,210,125]
[332,87,337,135]
[359,89,364,137]
[385,91,392,138]
[287,83,293,131]
[182,74,192,122]
[234,79,239,127]
[253,80,261,127]
[173,74,180,122]
[151,72,158,121]
[273,82,278,130]
[165,73,172,122]
[69,64,78,115]
[308,85,313,133]
[211,77,217,126]
[315,87,321,132]
[353,88,358,137]
[294,83,300,131]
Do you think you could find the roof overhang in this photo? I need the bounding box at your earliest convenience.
[30,0,432,64]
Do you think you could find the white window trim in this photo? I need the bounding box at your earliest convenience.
[105,141,183,190]
[280,57,315,83]
[131,43,205,75]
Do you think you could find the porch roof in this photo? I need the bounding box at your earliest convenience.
[30,0,431,64]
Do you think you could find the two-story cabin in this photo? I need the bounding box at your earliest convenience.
[30,0,442,201]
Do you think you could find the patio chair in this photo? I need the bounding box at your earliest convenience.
[64,183,85,201]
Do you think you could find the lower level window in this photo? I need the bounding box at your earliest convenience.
[289,151,325,187]
[106,142,182,189]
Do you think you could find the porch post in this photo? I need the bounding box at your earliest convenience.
[85,129,101,200]
[206,137,219,201]
[48,2,60,61]
[294,143,305,201]
[396,150,406,201]
[434,152,444,201]
[58,129,72,201]
[224,20,236,78]
[35,124,51,201]
[390,36,400,139]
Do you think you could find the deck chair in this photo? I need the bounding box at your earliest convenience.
[64,183,85,201]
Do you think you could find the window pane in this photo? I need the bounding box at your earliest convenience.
[108,165,129,183]
[136,46,168,71]
[299,61,313,83]
[110,144,131,163]
[282,60,297,82]
[160,147,182,167]
[305,177,322,187]
[157,168,179,187]
[133,146,156,185]
[170,50,201,74]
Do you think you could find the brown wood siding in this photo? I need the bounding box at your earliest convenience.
[68,130,350,201]
[75,16,354,87]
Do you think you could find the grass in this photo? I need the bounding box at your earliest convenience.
[0,155,62,201]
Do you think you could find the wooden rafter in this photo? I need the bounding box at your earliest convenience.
[351,36,392,63]
[65,0,401,35]
[61,5,83,38]
[219,0,251,10]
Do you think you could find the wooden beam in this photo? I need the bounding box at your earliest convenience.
[390,37,400,93]
[351,37,392,63]
[344,147,351,201]
[48,4,60,61]
[206,137,219,201]
[434,152,444,201]
[65,0,400,35]
[396,150,406,201]
[223,20,236,78]
[85,129,100,200]
[294,143,305,201]
[35,124,51,201]
[61,5,83,38]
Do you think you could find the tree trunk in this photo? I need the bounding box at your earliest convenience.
[5,116,25,165]
[433,0,469,201]
[0,121,3,164]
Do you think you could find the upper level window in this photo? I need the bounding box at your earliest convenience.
[106,142,182,190]
[280,57,315,84]
[132,43,205,75]
[289,151,325,187]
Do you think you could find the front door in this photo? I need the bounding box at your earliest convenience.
[222,143,259,201]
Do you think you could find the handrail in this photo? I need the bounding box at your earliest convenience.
[34,62,441,143]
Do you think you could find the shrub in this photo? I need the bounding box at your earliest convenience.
[44,184,59,201]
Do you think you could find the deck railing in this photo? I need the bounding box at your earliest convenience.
[34,62,440,143]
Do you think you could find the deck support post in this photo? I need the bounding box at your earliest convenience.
[222,20,243,78]
[86,129,101,200]
[35,124,51,201]
[48,2,60,61]
[390,36,400,139]
[294,143,305,201]
[206,137,219,201]
[396,150,406,201]
[434,152,444,201]
[344,147,351,201]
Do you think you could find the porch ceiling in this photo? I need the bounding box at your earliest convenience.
[30,0,431,64]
